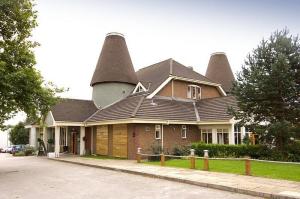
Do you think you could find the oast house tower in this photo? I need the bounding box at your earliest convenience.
[90,32,138,108]
[206,52,235,93]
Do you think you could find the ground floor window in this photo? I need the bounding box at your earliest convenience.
[155,125,161,139]
[60,127,67,146]
[234,133,242,145]
[201,129,212,144]
[217,129,229,144]
[181,125,187,138]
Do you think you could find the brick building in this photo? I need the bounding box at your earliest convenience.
[27,32,251,159]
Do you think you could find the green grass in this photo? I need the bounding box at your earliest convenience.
[144,159,300,182]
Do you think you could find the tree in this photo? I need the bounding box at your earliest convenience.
[231,29,300,151]
[9,122,29,145]
[0,0,63,129]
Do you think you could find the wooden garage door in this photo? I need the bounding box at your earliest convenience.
[96,125,108,155]
[113,124,127,158]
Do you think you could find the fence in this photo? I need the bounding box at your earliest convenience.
[136,147,300,176]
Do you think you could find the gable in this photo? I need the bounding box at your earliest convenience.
[157,80,222,99]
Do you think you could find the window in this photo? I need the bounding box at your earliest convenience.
[187,85,201,100]
[181,125,187,138]
[201,129,212,144]
[155,125,161,139]
[217,129,229,144]
[234,133,241,145]
[133,82,147,94]
[136,85,144,93]
[60,127,67,146]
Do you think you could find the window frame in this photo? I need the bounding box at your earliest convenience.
[201,129,212,144]
[181,125,187,139]
[155,125,161,140]
[217,129,229,144]
[187,85,201,100]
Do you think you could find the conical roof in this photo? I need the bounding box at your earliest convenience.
[90,32,138,86]
[205,52,235,93]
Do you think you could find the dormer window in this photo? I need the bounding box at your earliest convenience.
[133,82,147,94]
[187,85,201,100]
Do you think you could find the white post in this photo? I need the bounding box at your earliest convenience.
[241,126,246,143]
[229,123,235,145]
[161,124,164,153]
[80,126,85,155]
[54,126,60,157]
[42,127,47,150]
[212,128,218,144]
[30,127,37,149]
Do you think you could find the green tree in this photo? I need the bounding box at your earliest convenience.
[9,122,29,145]
[0,0,63,129]
[231,29,300,151]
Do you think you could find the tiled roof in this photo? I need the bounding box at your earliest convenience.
[86,95,237,123]
[196,96,237,121]
[136,59,217,93]
[90,33,138,86]
[51,99,98,122]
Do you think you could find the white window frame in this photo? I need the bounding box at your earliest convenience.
[187,85,201,100]
[201,129,212,144]
[155,125,161,140]
[217,129,229,144]
[181,125,187,138]
[133,82,147,94]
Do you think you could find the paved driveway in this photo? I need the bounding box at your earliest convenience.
[0,154,259,199]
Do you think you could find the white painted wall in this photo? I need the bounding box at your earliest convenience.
[0,130,11,149]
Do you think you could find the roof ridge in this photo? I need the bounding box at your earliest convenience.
[193,102,200,121]
[131,96,145,117]
[61,98,93,102]
[137,58,172,72]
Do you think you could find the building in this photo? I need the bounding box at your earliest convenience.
[27,32,250,159]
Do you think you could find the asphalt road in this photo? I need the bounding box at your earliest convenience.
[0,153,260,199]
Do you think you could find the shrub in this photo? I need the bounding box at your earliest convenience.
[24,146,34,156]
[13,151,25,156]
[191,142,300,162]
[172,145,191,156]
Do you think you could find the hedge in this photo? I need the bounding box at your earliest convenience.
[191,142,300,162]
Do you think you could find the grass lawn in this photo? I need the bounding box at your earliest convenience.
[144,159,300,182]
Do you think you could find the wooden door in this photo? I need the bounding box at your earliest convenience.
[72,133,77,154]
[113,124,127,158]
[96,125,108,155]
[85,127,91,154]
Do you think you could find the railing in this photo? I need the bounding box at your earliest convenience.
[136,147,300,176]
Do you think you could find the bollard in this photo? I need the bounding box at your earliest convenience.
[160,153,165,166]
[190,149,196,169]
[245,157,251,175]
[203,150,209,171]
[136,147,141,163]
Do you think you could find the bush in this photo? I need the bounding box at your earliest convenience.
[172,145,191,156]
[13,151,25,156]
[24,146,34,156]
[191,142,300,162]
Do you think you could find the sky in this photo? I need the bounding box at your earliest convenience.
[6,0,300,125]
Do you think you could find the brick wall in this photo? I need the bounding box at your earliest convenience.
[127,123,201,159]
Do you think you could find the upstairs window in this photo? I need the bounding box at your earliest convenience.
[181,125,187,138]
[133,82,147,94]
[187,85,201,100]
